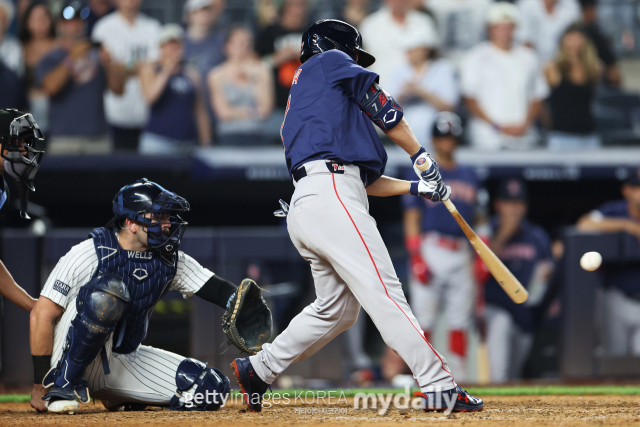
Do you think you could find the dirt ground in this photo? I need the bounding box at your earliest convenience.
[2,396,640,427]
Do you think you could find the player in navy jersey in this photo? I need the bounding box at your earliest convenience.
[402,112,480,382]
[0,109,44,312]
[578,171,640,355]
[485,178,553,383]
[29,179,260,414]
[231,20,484,413]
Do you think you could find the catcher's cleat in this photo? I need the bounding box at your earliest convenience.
[44,386,79,414]
[231,357,269,413]
[418,386,484,412]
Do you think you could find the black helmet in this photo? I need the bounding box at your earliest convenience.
[108,178,190,265]
[300,19,375,68]
[0,109,45,219]
[432,112,463,138]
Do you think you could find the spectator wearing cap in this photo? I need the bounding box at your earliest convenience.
[183,0,227,82]
[386,28,459,149]
[359,0,439,85]
[19,2,57,132]
[517,0,581,64]
[580,0,621,87]
[577,171,640,356]
[208,27,274,146]
[545,24,601,151]
[91,0,161,151]
[426,0,491,67]
[139,24,211,154]
[0,0,24,76]
[461,2,549,150]
[485,178,553,382]
[36,1,125,154]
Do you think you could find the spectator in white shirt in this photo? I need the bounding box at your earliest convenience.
[359,0,439,85]
[426,0,491,67]
[386,26,459,148]
[0,0,24,77]
[461,2,549,150]
[92,0,161,151]
[517,0,581,64]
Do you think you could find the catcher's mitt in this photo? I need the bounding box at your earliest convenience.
[222,279,273,355]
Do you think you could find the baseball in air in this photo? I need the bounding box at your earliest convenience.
[580,251,602,271]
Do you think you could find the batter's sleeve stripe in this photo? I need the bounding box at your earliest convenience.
[331,174,456,387]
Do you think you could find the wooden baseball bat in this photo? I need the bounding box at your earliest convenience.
[415,158,528,303]
[443,199,528,304]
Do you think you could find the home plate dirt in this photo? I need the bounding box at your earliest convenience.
[2,396,640,427]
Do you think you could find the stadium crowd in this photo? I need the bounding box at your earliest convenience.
[0,0,629,154]
[1,0,639,387]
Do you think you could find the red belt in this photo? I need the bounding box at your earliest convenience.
[436,235,461,251]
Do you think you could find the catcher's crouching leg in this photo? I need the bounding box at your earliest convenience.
[170,359,230,411]
[44,274,130,413]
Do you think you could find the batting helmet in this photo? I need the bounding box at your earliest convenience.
[300,19,375,68]
[432,112,463,138]
[0,109,45,219]
[108,178,190,265]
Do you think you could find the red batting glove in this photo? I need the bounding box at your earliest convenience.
[406,236,431,285]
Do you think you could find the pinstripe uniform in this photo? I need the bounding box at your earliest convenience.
[41,238,213,404]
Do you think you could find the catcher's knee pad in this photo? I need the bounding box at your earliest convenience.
[170,359,230,411]
[46,273,130,391]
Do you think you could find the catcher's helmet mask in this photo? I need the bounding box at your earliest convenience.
[300,19,375,68]
[108,178,190,265]
[0,109,45,219]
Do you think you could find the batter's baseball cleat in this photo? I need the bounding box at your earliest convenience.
[43,386,79,414]
[419,386,484,412]
[231,357,269,412]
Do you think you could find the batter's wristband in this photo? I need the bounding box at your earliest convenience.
[410,147,426,164]
[409,181,420,196]
[32,355,51,384]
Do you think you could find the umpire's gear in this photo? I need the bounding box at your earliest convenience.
[300,19,375,68]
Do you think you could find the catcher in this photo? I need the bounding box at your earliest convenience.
[29,178,272,414]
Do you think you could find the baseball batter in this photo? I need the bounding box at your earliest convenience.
[0,109,44,313]
[402,112,479,382]
[231,20,484,413]
[29,179,247,413]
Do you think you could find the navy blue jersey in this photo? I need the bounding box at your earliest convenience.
[281,50,388,185]
[596,199,633,218]
[402,164,479,238]
[485,217,552,332]
[596,200,640,297]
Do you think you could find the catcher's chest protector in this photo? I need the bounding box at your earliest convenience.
[90,227,177,354]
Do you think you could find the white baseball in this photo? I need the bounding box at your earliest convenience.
[580,251,602,271]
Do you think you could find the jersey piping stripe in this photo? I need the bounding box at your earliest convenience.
[331,174,456,386]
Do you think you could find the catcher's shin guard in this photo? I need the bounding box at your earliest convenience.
[44,274,129,402]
